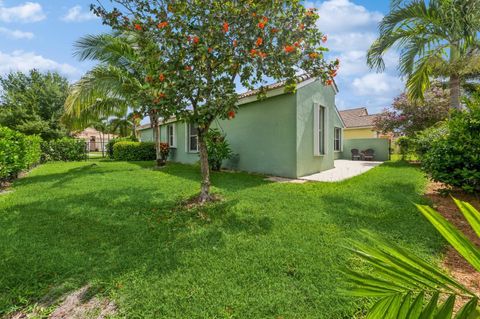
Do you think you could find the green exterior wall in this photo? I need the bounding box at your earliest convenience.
[295,80,342,177]
[341,138,391,161]
[140,93,298,178]
[138,79,341,178]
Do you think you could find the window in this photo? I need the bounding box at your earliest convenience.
[188,124,198,152]
[334,127,342,151]
[314,104,327,156]
[167,124,176,147]
[318,106,325,154]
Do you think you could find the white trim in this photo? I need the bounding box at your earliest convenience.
[313,104,320,156]
[167,123,177,148]
[343,126,375,130]
[186,123,199,153]
[334,127,342,152]
[313,104,327,156]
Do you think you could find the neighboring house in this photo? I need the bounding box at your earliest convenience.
[74,127,117,152]
[339,107,383,139]
[138,75,345,179]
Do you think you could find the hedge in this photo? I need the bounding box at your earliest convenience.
[106,136,138,158]
[0,126,42,181]
[113,141,156,161]
[41,138,87,162]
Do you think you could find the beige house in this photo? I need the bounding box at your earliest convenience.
[74,127,117,152]
[339,107,384,139]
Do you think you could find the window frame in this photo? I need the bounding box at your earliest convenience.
[314,104,328,156]
[187,123,199,153]
[167,124,177,148]
[334,127,342,152]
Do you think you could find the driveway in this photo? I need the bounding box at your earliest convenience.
[300,159,382,182]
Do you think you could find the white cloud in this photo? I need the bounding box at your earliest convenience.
[0,27,33,39]
[62,5,97,22]
[306,0,404,111]
[0,50,80,78]
[0,1,46,23]
[352,73,404,96]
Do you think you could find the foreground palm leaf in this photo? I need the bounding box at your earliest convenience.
[346,198,480,318]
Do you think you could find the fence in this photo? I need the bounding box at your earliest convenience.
[341,138,391,161]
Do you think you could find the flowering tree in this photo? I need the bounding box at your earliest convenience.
[374,84,450,137]
[93,0,338,203]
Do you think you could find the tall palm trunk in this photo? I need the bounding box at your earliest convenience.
[449,73,461,110]
[197,125,212,203]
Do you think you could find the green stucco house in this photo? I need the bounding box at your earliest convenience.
[138,75,346,179]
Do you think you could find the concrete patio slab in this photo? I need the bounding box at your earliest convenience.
[300,159,382,182]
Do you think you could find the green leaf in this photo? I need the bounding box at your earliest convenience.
[407,291,424,319]
[455,297,478,319]
[367,295,399,319]
[454,198,480,238]
[435,295,455,319]
[398,292,412,319]
[417,204,480,272]
[419,291,439,319]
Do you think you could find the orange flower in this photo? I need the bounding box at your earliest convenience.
[134,24,142,31]
[193,36,200,44]
[262,16,268,23]
[159,73,165,81]
[227,110,235,119]
[187,35,191,41]
[256,37,263,47]
[271,28,279,33]
[329,70,337,77]
[299,23,305,30]
[258,52,267,59]
[208,47,213,53]
[252,12,257,17]
[309,52,319,59]
[157,21,168,29]
[145,75,152,82]
[258,22,265,29]
[294,41,300,47]
[185,65,192,71]
[250,49,257,57]
[223,21,229,33]
[233,40,238,47]
[326,79,333,86]
[158,93,166,98]
[284,45,295,53]
[306,9,315,16]
[322,35,328,43]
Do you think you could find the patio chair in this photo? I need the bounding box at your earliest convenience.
[362,149,375,161]
[351,149,362,161]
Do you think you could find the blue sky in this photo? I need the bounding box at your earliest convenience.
[0,0,403,114]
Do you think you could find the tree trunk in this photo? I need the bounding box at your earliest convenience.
[198,126,212,203]
[101,132,105,158]
[152,115,163,167]
[450,73,461,110]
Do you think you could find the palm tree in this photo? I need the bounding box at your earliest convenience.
[347,199,480,318]
[64,33,173,166]
[367,0,480,109]
[109,116,133,138]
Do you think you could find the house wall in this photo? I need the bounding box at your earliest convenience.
[341,138,390,161]
[139,93,298,178]
[295,80,341,177]
[344,127,378,139]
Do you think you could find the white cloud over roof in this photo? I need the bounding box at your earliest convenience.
[62,5,97,23]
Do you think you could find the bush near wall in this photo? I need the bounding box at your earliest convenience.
[106,136,138,158]
[113,141,156,161]
[41,138,86,162]
[421,105,480,193]
[0,126,42,181]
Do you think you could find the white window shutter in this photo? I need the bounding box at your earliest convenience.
[313,104,319,156]
[172,123,177,147]
[324,106,329,155]
[185,123,188,153]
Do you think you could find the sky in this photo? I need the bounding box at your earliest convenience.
[0,0,404,114]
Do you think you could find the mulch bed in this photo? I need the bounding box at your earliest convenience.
[424,182,480,294]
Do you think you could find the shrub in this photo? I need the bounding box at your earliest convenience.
[113,141,156,161]
[421,103,480,193]
[42,138,86,162]
[205,129,232,171]
[106,136,138,158]
[0,126,42,181]
[412,123,448,156]
[395,136,413,160]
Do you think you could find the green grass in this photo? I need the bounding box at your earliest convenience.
[0,161,443,318]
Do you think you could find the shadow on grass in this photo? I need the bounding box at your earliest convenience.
[0,185,273,315]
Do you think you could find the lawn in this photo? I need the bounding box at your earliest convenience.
[0,161,443,318]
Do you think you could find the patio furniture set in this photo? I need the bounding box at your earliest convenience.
[351,149,375,161]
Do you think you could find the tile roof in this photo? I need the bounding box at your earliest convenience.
[339,107,378,128]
